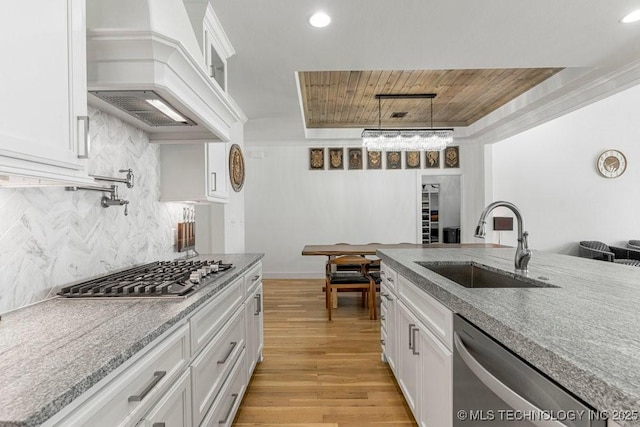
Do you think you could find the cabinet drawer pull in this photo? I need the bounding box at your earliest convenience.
[218,393,239,424]
[152,423,166,427]
[251,274,260,282]
[387,277,394,283]
[217,341,237,365]
[380,315,386,321]
[380,270,386,276]
[411,325,420,356]
[380,339,385,345]
[77,116,90,159]
[254,294,262,315]
[381,293,393,301]
[128,370,166,402]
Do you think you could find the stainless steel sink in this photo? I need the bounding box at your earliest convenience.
[416,262,558,289]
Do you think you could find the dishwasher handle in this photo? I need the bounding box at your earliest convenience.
[454,333,565,427]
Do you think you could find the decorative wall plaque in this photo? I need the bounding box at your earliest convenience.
[406,151,420,169]
[328,148,344,169]
[425,150,440,168]
[386,151,401,169]
[367,150,382,169]
[348,148,363,170]
[309,148,324,170]
[444,146,460,168]
[229,144,245,192]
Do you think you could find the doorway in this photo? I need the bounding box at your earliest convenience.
[418,175,462,243]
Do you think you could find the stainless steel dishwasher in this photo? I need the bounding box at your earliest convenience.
[453,315,606,427]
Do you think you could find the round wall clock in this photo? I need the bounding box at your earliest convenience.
[229,144,245,192]
[597,149,627,178]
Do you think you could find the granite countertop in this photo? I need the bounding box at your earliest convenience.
[0,253,263,427]
[378,247,640,427]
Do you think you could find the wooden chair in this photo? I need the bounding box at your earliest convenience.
[325,255,375,321]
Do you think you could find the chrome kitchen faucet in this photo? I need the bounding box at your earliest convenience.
[475,201,531,273]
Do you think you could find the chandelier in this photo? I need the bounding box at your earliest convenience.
[361,93,453,151]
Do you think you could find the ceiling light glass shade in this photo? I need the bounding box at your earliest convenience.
[361,129,453,151]
[621,9,640,23]
[309,12,331,27]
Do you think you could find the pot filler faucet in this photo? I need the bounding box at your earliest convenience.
[474,201,531,274]
[65,169,133,216]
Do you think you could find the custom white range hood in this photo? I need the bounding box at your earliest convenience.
[86,0,245,143]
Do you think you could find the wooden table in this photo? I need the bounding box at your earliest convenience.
[301,243,500,256]
[303,243,502,319]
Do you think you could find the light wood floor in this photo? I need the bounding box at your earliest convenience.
[234,279,416,427]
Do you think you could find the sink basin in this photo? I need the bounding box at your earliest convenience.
[416,262,558,289]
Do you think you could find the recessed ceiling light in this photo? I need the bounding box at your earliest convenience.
[309,12,331,28]
[621,9,640,23]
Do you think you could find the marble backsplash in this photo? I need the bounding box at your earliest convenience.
[0,107,189,314]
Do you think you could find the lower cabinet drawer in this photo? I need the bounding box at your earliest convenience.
[191,305,245,426]
[398,274,453,350]
[190,277,244,355]
[56,323,190,427]
[200,349,248,427]
[139,369,192,427]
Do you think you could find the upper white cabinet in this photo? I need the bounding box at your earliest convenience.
[160,142,229,204]
[183,1,235,93]
[0,0,93,186]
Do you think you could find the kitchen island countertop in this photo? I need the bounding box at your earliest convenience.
[378,247,640,427]
[0,253,263,427]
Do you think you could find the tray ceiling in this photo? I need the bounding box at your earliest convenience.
[299,68,563,129]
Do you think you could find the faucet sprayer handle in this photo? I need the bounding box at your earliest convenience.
[123,200,129,216]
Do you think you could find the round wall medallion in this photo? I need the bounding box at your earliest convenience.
[597,149,627,178]
[229,144,245,192]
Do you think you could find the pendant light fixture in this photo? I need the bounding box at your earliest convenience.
[361,93,453,151]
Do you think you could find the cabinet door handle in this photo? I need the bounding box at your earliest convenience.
[380,339,385,345]
[387,277,394,283]
[152,423,166,427]
[408,323,415,350]
[128,370,166,402]
[218,393,239,424]
[77,116,90,159]
[252,274,260,282]
[380,315,386,321]
[217,341,237,365]
[381,293,393,301]
[254,293,262,315]
[210,172,217,192]
[411,325,420,356]
[380,270,386,276]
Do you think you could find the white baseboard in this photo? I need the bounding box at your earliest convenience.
[263,272,324,279]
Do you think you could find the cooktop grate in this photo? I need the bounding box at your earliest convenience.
[57,259,233,298]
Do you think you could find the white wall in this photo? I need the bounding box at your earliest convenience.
[244,143,482,278]
[491,84,640,253]
[0,108,188,314]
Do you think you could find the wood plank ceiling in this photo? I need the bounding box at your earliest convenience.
[299,69,563,128]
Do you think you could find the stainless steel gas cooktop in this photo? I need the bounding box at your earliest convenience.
[57,259,233,298]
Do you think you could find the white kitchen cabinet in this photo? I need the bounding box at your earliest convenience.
[382,262,453,427]
[139,370,192,427]
[45,323,191,427]
[160,142,229,203]
[191,306,245,426]
[244,262,264,377]
[380,282,397,373]
[418,319,452,427]
[0,0,93,186]
[45,260,264,427]
[200,350,247,427]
